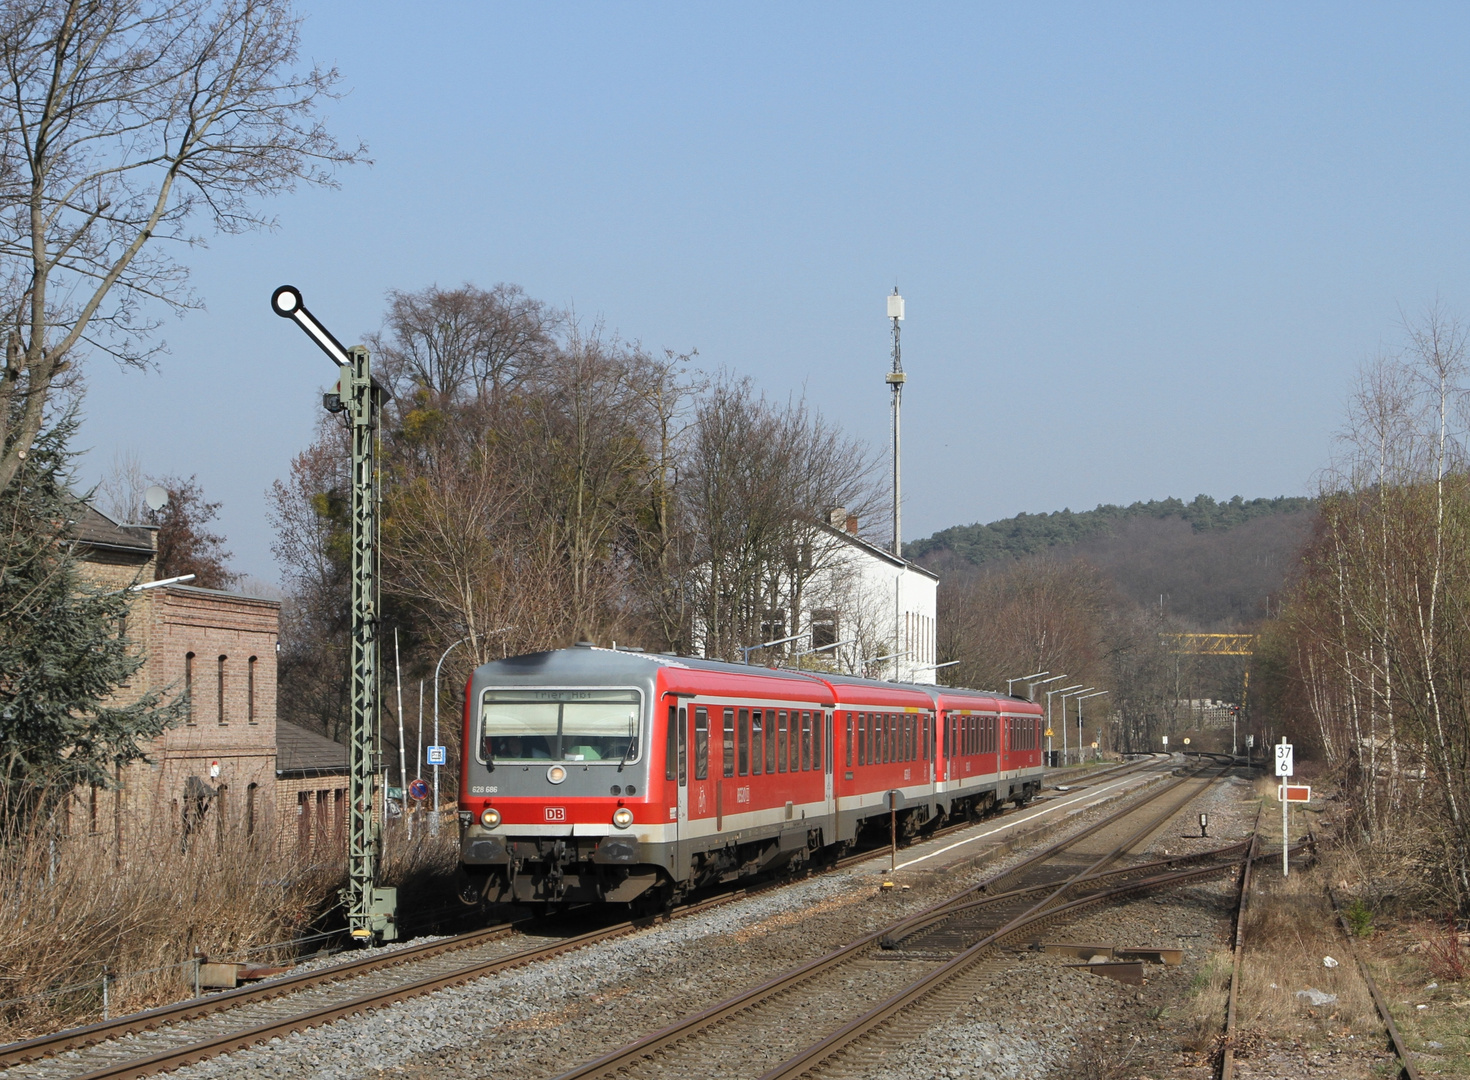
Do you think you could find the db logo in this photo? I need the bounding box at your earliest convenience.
[544,807,566,822]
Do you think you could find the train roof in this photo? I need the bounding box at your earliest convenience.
[471,648,1040,711]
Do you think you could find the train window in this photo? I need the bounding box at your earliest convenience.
[766,710,778,774]
[678,707,687,785]
[906,715,915,761]
[666,705,677,781]
[845,713,853,767]
[886,713,894,764]
[776,711,788,773]
[942,714,950,757]
[723,708,736,777]
[752,710,764,775]
[694,707,709,780]
[816,712,825,771]
[792,712,803,773]
[876,713,884,764]
[856,713,866,765]
[738,709,750,776]
[800,712,812,771]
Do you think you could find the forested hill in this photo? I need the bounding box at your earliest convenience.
[906,495,1315,566]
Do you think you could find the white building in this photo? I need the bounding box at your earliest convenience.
[797,509,939,683]
[690,508,939,683]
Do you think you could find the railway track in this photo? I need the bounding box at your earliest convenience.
[0,757,1171,1080]
[549,759,1243,1080]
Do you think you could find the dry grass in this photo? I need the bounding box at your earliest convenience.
[1055,1030,1145,1080]
[1182,946,1233,1056]
[1234,865,1381,1045]
[0,811,343,1041]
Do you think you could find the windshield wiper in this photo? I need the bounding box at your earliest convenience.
[481,735,495,772]
[618,715,636,772]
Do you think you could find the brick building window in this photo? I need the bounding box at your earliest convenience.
[246,782,258,838]
[217,655,227,724]
[298,790,312,848]
[247,656,257,724]
[184,652,195,724]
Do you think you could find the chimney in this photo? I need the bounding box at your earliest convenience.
[845,514,858,535]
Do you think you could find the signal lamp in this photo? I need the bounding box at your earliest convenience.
[480,807,501,828]
[612,807,634,829]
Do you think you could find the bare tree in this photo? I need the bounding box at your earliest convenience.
[0,0,364,493]
[368,283,560,404]
[95,447,147,523]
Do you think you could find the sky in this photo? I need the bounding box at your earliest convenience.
[73,3,1470,584]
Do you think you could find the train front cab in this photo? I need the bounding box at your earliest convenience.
[459,650,841,909]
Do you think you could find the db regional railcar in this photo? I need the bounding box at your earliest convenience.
[456,646,1045,908]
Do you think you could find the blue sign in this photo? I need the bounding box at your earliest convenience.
[427,745,447,765]
[409,778,429,800]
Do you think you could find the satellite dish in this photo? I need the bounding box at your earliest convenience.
[144,485,169,513]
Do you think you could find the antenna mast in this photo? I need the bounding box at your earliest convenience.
[886,288,905,557]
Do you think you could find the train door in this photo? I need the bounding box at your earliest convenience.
[676,705,688,826]
[823,711,835,807]
[688,706,711,825]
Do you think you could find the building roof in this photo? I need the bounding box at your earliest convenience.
[817,521,940,581]
[68,504,155,557]
[276,720,349,777]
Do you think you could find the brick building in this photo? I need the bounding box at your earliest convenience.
[275,720,349,855]
[70,505,286,849]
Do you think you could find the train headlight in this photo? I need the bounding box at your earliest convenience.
[612,807,634,829]
[547,765,567,784]
[480,807,501,828]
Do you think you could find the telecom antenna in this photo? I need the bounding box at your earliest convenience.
[886,288,905,558]
[271,285,397,944]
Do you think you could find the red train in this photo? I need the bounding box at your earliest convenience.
[457,646,1044,907]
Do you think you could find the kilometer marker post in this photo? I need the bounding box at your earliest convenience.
[1275,738,1294,878]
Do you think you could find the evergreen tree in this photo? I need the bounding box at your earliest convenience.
[0,418,181,820]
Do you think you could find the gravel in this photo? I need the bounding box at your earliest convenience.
[22,762,1197,1080]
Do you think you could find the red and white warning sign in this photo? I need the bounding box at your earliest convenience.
[1277,784,1311,802]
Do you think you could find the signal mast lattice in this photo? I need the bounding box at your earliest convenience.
[271,286,397,943]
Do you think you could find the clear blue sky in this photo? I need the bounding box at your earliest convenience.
[75,3,1470,583]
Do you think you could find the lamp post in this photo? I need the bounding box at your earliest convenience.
[432,636,471,830]
[740,631,808,666]
[1075,690,1109,761]
[1030,675,1066,763]
[1006,670,1048,697]
[1047,684,1083,766]
[1060,687,1095,766]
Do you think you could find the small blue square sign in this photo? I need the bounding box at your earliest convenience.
[427,745,447,766]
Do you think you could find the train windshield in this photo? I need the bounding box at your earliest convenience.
[480,690,642,763]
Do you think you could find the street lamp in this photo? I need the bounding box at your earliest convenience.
[740,631,808,666]
[1047,684,1083,766]
[1028,675,1065,761]
[1059,687,1095,766]
[431,636,470,830]
[431,626,513,832]
[1006,670,1048,697]
[1075,690,1109,762]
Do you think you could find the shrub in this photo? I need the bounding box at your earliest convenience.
[1343,898,1375,937]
